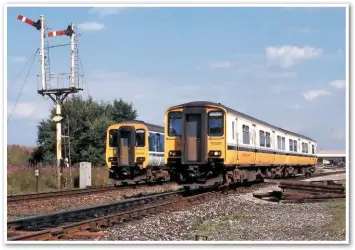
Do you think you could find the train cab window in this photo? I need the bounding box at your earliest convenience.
[208,111,224,136]
[282,137,286,150]
[135,129,145,147]
[109,129,118,147]
[265,132,271,148]
[289,139,293,151]
[259,130,265,147]
[168,112,182,137]
[312,145,315,154]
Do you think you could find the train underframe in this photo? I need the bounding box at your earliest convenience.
[167,161,315,188]
[109,165,170,185]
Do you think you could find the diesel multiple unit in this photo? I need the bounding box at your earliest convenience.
[105,120,169,185]
[106,101,317,188]
[164,101,317,187]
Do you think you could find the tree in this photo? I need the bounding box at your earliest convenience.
[35,96,137,165]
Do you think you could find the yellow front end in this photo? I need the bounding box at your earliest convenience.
[106,122,149,182]
[164,103,227,186]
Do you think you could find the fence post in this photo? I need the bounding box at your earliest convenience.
[35,169,39,193]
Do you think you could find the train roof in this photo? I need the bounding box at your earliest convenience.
[117,120,164,133]
[169,101,316,142]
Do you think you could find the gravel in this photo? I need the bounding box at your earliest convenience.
[7,183,181,220]
[97,173,346,241]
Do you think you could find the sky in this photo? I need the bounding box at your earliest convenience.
[6,6,346,150]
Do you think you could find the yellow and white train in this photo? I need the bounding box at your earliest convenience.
[164,101,317,187]
[106,120,169,185]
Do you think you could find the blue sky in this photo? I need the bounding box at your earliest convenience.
[6,6,346,150]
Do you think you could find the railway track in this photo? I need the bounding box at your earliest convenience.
[7,182,168,203]
[7,185,221,241]
[7,168,345,203]
[7,170,346,241]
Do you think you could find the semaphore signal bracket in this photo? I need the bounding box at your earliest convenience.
[17,14,83,100]
[17,13,83,190]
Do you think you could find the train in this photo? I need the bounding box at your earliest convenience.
[164,101,317,187]
[105,120,169,185]
[105,101,317,188]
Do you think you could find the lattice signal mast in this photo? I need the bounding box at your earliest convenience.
[17,14,83,190]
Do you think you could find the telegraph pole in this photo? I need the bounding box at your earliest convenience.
[17,14,83,190]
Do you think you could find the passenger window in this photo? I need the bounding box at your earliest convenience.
[157,133,164,152]
[243,125,250,144]
[208,111,224,136]
[289,139,293,151]
[168,112,182,137]
[282,137,285,150]
[277,136,281,150]
[265,132,271,148]
[259,130,265,147]
[136,129,145,147]
[232,121,235,140]
[293,140,297,152]
[149,132,157,151]
[312,145,315,154]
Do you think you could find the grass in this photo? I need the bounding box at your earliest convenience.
[7,165,111,195]
[189,212,245,240]
[7,144,112,195]
[326,198,346,238]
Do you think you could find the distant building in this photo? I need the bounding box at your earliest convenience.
[316,150,346,166]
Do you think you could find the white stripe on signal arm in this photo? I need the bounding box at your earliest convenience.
[22,17,26,22]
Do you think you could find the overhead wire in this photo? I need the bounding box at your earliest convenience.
[7,50,38,123]
[7,49,39,90]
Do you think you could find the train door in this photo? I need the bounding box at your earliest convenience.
[117,127,135,166]
[252,124,256,164]
[185,114,202,162]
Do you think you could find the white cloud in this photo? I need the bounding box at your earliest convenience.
[329,79,346,89]
[9,56,27,63]
[265,45,323,68]
[302,90,330,101]
[77,22,105,31]
[7,102,49,120]
[89,7,127,17]
[208,60,234,69]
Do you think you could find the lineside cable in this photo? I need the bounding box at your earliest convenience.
[7,49,39,90]
[7,50,38,123]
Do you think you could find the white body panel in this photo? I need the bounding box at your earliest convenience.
[147,130,165,167]
[225,112,316,157]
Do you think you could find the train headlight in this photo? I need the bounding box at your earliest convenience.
[108,157,117,162]
[169,151,181,157]
[136,157,145,163]
[209,151,221,157]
